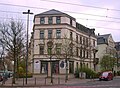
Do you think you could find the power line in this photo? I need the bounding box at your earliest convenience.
[1,9,120,24]
[0,17,33,21]
[64,10,120,20]
[0,16,119,31]
[89,26,120,30]
[76,17,120,23]
[0,10,21,14]
[40,0,120,12]
[0,3,120,31]
[0,3,120,20]
[0,3,48,10]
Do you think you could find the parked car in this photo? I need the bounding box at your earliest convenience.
[0,74,3,82]
[0,71,13,78]
[99,71,113,81]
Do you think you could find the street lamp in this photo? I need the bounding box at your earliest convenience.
[23,10,33,84]
[93,47,98,71]
[47,41,53,83]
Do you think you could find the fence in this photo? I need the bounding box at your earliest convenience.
[0,77,68,86]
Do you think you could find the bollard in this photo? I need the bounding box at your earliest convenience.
[45,77,46,85]
[35,77,36,85]
[23,78,24,86]
[12,78,13,86]
[58,77,60,84]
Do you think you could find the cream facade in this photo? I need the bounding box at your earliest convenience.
[96,34,116,72]
[30,9,97,75]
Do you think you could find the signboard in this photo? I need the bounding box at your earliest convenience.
[34,60,40,70]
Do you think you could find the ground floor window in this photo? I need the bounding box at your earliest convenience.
[41,61,59,74]
[41,61,48,74]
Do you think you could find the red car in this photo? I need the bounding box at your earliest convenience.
[99,71,113,81]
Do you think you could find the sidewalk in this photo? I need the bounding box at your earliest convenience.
[0,75,92,87]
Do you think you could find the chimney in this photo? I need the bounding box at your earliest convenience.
[98,33,100,36]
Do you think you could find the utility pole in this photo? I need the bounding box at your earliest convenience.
[23,10,33,84]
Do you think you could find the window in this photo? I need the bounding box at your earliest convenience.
[83,37,85,45]
[56,16,61,24]
[80,35,82,44]
[40,45,44,54]
[76,47,79,56]
[48,29,52,39]
[83,49,85,58]
[41,61,48,73]
[56,29,61,38]
[93,40,95,47]
[70,47,73,55]
[87,51,89,58]
[76,34,78,43]
[70,32,73,40]
[40,17,45,24]
[48,47,52,55]
[80,47,82,58]
[48,17,53,24]
[56,44,61,54]
[40,30,44,39]
[86,38,88,47]
[52,61,59,74]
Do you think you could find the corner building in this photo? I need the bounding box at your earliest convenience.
[31,9,97,75]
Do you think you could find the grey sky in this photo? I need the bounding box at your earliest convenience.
[0,0,120,41]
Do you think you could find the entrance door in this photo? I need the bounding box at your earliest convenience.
[52,61,59,74]
[69,61,74,73]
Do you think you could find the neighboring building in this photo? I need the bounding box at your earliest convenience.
[115,42,120,71]
[96,34,116,72]
[30,9,97,75]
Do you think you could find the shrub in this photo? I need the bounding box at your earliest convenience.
[18,67,25,73]
[117,71,120,76]
[74,67,97,79]
[16,66,33,78]
[74,68,79,78]
[18,72,33,78]
[79,67,96,79]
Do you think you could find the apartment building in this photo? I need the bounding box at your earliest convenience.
[96,34,116,72]
[115,42,120,71]
[30,9,97,75]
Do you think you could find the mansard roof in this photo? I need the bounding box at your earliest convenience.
[35,9,75,20]
[115,42,120,51]
[76,22,95,36]
[97,34,111,44]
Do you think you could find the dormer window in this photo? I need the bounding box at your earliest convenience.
[70,19,72,25]
[40,17,45,24]
[48,17,53,24]
[56,16,61,24]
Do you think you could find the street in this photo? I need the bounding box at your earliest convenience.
[40,76,120,88]
[1,76,120,88]
[65,76,120,88]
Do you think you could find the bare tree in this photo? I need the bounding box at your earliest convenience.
[60,35,75,82]
[0,19,26,84]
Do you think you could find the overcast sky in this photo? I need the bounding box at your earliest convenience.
[0,0,120,42]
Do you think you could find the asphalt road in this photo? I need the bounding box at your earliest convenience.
[1,76,120,88]
[14,77,120,88]
[65,76,120,88]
